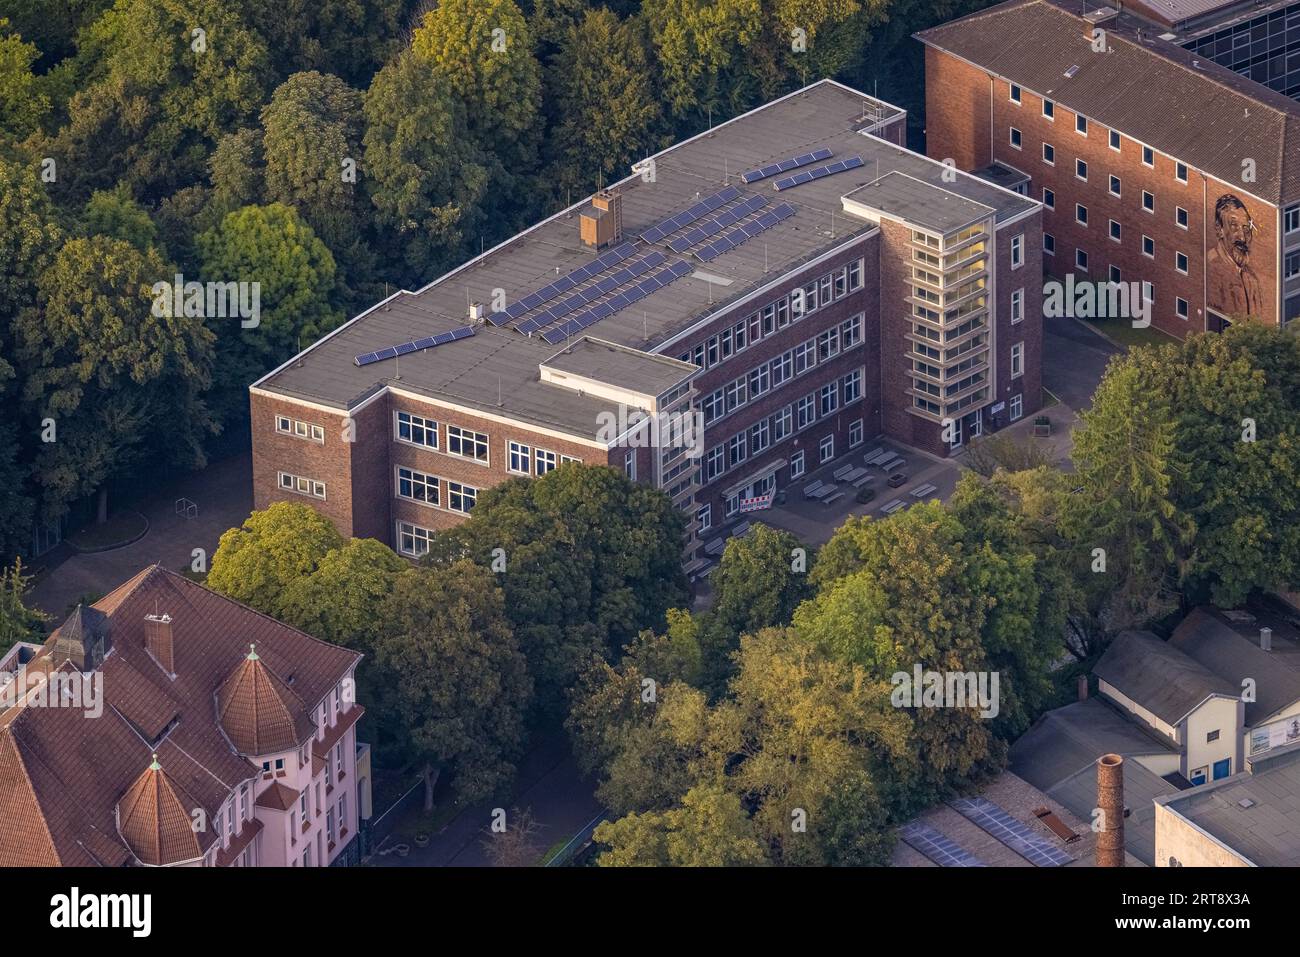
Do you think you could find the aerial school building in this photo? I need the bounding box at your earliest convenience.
[250,80,1042,560]
[917,0,1300,338]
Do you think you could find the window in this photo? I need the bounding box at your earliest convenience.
[724,377,747,412]
[849,419,863,448]
[1009,127,1022,149]
[773,405,793,442]
[704,446,724,481]
[1011,287,1024,323]
[1075,204,1088,226]
[790,450,805,479]
[842,369,863,404]
[750,419,770,455]
[396,466,438,507]
[1108,175,1121,197]
[1108,129,1120,150]
[1175,251,1188,274]
[1010,393,1023,421]
[397,521,434,558]
[279,472,325,500]
[395,411,438,449]
[1009,83,1021,103]
[277,416,324,443]
[819,433,834,463]
[1075,158,1087,181]
[1286,251,1300,280]
[1176,297,1189,320]
[447,425,488,463]
[534,448,557,475]
[1042,98,1054,119]
[728,432,746,468]
[1109,219,1121,241]
[819,382,839,417]
[1075,248,1089,271]
[1207,729,1220,743]
[696,504,711,533]
[796,393,816,430]
[1286,205,1300,234]
[447,481,477,513]
[1075,114,1087,135]
[1109,265,1122,284]
[1043,233,1055,255]
[817,327,840,361]
[1142,235,1154,257]
[1042,142,1055,165]
[1142,190,1154,213]
[794,340,816,375]
[1175,161,1187,183]
[841,314,863,348]
[1011,342,1024,378]
[1176,206,1188,229]
[1042,187,1054,209]
[1011,234,1024,268]
[504,441,529,474]
[1142,280,1154,304]
[848,259,863,290]
[1142,145,1154,167]
[706,336,719,366]
[702,388,724,424]
[748,364,770,399]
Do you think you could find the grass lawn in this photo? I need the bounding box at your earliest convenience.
[1082,318,1178,351]
[67,510,147,551]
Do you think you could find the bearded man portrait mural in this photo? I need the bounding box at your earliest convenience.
[1207,193,1264,326]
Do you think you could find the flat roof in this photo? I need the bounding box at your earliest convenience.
[541,337,696,398]
[255,80,1034,437]
[1159,744,1300,865]
[843,171,997,233]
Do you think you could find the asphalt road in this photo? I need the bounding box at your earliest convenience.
[1041,317,1120,413]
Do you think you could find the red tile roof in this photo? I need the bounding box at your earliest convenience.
[117,755,213,866]
[0,565,360,866]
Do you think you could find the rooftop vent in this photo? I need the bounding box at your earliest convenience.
[580,189,623,249]
[1238,798,1256,809]
[1081,6,1119,34]
[1260,627,1273,652]
[1064,65,1080,78]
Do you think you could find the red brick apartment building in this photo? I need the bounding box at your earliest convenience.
[917,0,1300,338]
[251,80,1042,562]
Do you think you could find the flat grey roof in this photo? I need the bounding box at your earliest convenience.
[255,80,1034,433]
[1093,630,1238,725]
[844,171,997,233]
[973,161,1031,192]
[1047,757,1178,866]
[541,337,695,398]
[1160,744,1300,865]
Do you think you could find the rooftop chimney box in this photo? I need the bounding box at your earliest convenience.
[144,613,175,676]
[1096,753,1125,868]
[580,189,623,249]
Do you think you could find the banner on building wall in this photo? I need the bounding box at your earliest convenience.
[739,491,775,513]
[1249,715,1300,755]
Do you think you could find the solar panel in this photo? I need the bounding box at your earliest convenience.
[741,147,834,184]
[354,326,476,366]
[541,328,567,345]
[948,798,1074,867]
[696,245,720,263]
[899,822,986,867]
[773,155,863,191]
[639,186,748,244]
[691,202,796,262]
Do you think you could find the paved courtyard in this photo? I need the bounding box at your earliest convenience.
[28,453,254,619]
[1042,316,1120,413]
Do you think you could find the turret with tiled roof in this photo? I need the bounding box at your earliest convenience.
[216,644,313,755]
[116,754,212,866]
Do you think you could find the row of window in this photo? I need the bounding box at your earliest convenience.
[675,260,865,370]
[1044,238,1194,320]
[700,314,864,428]
[278,471,325,500]
[395,410,491,465]
[276,415,324,443]
[396,466,479,515]
[1041,185,1192,232]
[702,369,864,483]
[507,441,580,476]
[1008,85,1190,182]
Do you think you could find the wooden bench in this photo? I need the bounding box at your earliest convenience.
[832,464,856,482]
[704,537,726,556]
[822,491,845,506]
[863,448,887,465]
[843,466,869,483]
[852,473,874,489]
[732,521,753,537]
[879,499,907,515]
[802,480,825,498]
[910,483,938,499]
[877,456,905,472]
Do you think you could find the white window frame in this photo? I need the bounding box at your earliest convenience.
[396,466,439,507]
[1010,393,1023,421]
[819,433,834,463]
[790,450,805,479]
[508,441,532,475]
[279,472,325,500]
[1011,234,1024,269]
[1011,288,1024,324]
[446,425,489,464]
[848,418,864,448]
[395,410,439,450]
[397,521,434,558]
[1011,342,1024,379]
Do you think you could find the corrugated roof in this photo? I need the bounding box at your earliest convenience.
[916,0,1300,205]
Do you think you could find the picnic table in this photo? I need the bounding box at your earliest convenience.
[733,521,753,537]
[823,491,845,506]
[704,537,726,556]
[910,483,938,499]
[832,464,856,482]
[863,448,888,465]
[879,499,907,514]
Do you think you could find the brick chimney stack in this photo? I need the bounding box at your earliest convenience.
[1096,753,1125,867]
[144,613,175,676]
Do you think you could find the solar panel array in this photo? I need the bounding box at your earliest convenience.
[354,325,475,367]
[696,202,797,263]
[514,249,668,335]
[486,242,639,326]
[948,798,1074,867]
[639,185,742,245]
[740,147,834,184]
[667,194,768,253]
[898,822,987,867]
[773,155,865,191]
[539,260,693,345]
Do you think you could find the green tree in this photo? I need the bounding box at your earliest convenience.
[0,559,47,655]
[206,501,343,616]
[642,0,763,124]
[541,8,665,202]
[278,536,406,654]
[439,464,690,715]
[596,783,768,866]
[239,0,405,86]
[374,560,533,806]
[0,19,50,139]
[83,184,159,253]
[362,50,489,284]
[710,523,811,639]
[195,202,343,425]
[18,235,216,523]
[208,128,264,215]
[0,157,63,325]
